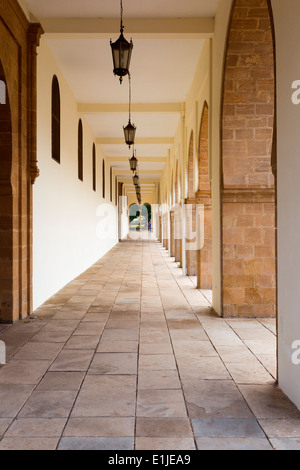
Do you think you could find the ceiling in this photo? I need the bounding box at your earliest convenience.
[21,0,219,198]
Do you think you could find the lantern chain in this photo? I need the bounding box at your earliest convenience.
[120,0,124,33]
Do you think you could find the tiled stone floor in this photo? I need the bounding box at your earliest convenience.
[0,238,300,450]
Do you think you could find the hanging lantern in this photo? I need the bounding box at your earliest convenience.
[129,150,138,172]
[123,74,136,148]
[133,173,139,186]
[110,0,133,84]
[123,120,136,148]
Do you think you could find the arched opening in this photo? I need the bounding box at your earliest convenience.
[0,80,6,104]
[196,102,212,290]
[78,119,83,181]
[102,159,105,199]
[92,143,96,191]
[221,0,276,318]
[51,75,60,164]
[143,203,151,232]
[129,203,141,232]
[110,166,113,202]
[187,131,194,200]
[0,61,13,322]
[175,160,179,204]
[186,131,197,276]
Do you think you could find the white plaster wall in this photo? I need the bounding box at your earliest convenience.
[33,38,118,309]
[271,0,300,409]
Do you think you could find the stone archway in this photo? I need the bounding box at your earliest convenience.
[196,102,212,290]
[0,61,13,322]
[0,14,43,323]
[185,131,197,276]
[221,0,276,318]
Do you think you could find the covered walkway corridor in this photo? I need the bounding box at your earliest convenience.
[0,238,298,451]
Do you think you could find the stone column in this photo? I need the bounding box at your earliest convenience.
[170,211,175,258]
[185,198,197,276]
[196,191,212,290]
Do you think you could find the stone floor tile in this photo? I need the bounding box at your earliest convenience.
[0,385,34,418]
[173,340,218,357]
[168,319,202,330]
[29,331,72,343]
[270,438,300,450]
[4,320,46,335]
[12,342,63,361]
[169,329,209,342]
[135,437,196,450]
[140,330,171,344]
[51,311,86,321]
[71,375,136,417]
[63,417,135,437]
[256,354,277,378]
[202,330,244,347]
[176,356,231,381]
[73,321,105,336]
[231,326,275,341]
[18,390,78,418]
[57,437,134,450]
[195,437,272,451]
[139,343,172,355]
[83,312,110,322]
[239,385,300,419]
[41,320,80,333]
[0,360,51,385]
[214,344,256,363]
[0,325,10,334]
[5,418,66,437]
[258,418,300,438]
[105,319,139,329]
[0,418,12,437]
[225,361,275,385]
[97,340,138,353]
[87,308,112,315]
[138,370,181,390]
[244,339,276,355]
[64,335,99,350]
[139,354,177,371]
[137,389,187,418]
[101,328,139,341]
[36,372,85,390]
[259,319,276,335]
[0,437,59,450]
[88,352,137,375]
[192,418,264,438]
[136,417,193,437]
[0,332,37,361]
[49,350,94,372]
[182,379,254,419]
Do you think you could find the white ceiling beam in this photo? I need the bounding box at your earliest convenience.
[124,181,156,189]
[117,177,160,183]
[107,156,167,163]
[78,103,183,114]
[97,137,173,145]
[113,169,163,176]
[41,17,214,38]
